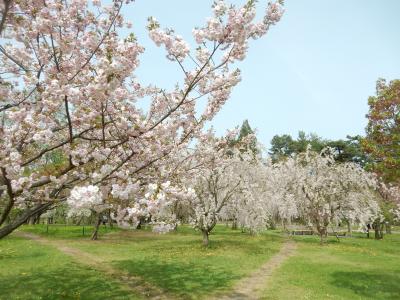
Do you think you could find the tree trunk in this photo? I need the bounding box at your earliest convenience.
[136,217,143,229]
[373,220,384,240]
[0,197,14,226]
[34,212,41,224]
[0,203,52,239]
[379,222,384,239]
[346,221,352,237]
[385,223,392,234]
[28,216,35,225]
[320,234,324,244]
[269,218,277,230]
[374,227,381,239]
[91,215,102,240]
[76,215,84,226]
[317,225,327,244]
[108,209,113,228]
[231,219,237,230]
[202,230,209,247]
[281,219,286,232]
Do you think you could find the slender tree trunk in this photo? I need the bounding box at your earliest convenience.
[0,197,14,226]
[374,227,380,239]
[231,219,237,230]
[269,218,277,230]
[281,219,286,232]
[379,223,384,239]
[202,230,209,247]
[136,217,143,229]
[346,221,352,237]
[373,220,384,240]
[108,209,113,228]
[34,213,41,224]
[0,203,52,239]
[317,224,327,245]
[385,223,392,234]
[91,215,102,240]
[76,215,84,226]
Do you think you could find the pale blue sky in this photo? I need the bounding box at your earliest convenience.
[121,0,400,145]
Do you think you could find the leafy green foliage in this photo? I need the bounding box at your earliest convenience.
[362,79,400,184]
[269,131,369,165]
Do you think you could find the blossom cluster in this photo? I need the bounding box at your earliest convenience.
[67,185,105,217]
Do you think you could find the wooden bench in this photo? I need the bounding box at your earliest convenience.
[291,230,314,235]
[328,231,347,237]
[290,230,347,237]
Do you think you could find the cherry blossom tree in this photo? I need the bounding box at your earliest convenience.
[274,148,380,243]
[165,129,276,245]
[223,155,278,234]
[372,183,400,237]
[0,0,284,238]
[180,132,244,246]
[66,185,110,239]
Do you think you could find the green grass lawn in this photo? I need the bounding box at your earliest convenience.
[17,224,283,299]
[2,224,400,300]
[0,235,140,300]
[57,225,281,299]
[262,233,400,300]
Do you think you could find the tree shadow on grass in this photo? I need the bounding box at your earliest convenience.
[206,238,281,255]
[127,236,281,261]
[0,263,137,300]
[115,258,240,299]
[331,271,400,300]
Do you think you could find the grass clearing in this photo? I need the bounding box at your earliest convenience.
[3,225,400,299]
[262,233,400,300]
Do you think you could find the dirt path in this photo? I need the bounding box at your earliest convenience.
[15,231,174,300]
[212,239,297,300]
